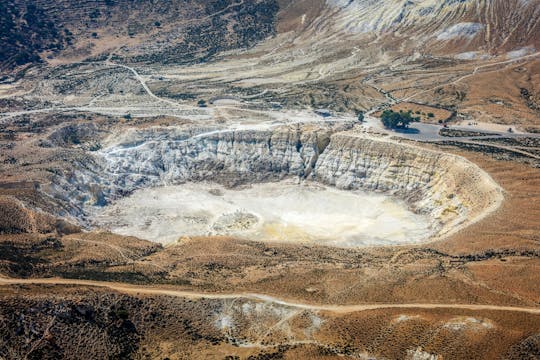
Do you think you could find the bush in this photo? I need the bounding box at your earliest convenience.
[89,9,100,19]
[89,142,102,151]
[427,112,435,118]
[380,110,419,129]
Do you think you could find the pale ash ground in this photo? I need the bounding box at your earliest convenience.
[93,181,433,247]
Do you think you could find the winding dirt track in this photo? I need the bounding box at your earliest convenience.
[1,277,540,314]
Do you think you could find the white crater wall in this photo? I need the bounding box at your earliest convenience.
[315,133,503,237]
[48,125,503,244]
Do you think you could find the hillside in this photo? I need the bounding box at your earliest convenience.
[1,0,280,70]
[0,1,66,72]
[1,1,540,359]
[1,0,539,70]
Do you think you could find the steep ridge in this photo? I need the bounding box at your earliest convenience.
[315,133,503,237]
[46,125,338,218]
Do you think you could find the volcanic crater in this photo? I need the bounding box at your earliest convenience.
[45,122,504,248]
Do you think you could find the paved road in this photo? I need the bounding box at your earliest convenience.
[364,115,540,142]
[2,277,540,314]
[363,116,540,160]
[361,51,540,145]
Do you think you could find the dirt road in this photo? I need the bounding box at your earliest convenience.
[2,277,539,314]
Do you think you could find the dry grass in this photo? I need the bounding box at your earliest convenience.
[432,148,540,253]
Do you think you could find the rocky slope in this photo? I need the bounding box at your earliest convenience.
[317,0,540,52]
[2,0,538,71]
[315,133,503,237]
[0,1,66,72]
[1,0,280,70]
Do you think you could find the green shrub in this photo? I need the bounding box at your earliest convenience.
[380,110,419,129]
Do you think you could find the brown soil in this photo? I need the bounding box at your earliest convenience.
[1,283,538,359]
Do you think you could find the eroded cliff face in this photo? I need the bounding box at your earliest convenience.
[315,134,503,237]
[45,125,336,219]
[100,127,330,187]
[47,124,502,240]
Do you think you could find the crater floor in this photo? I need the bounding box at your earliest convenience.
[93,180,434,247]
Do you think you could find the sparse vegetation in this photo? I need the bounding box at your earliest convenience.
[439,128,494,137]
[380,103,453,124]
[89,9,101,19]
[0,2,66,70]
[0,1,539,358]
